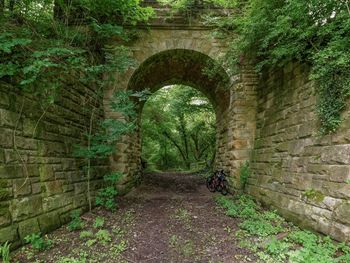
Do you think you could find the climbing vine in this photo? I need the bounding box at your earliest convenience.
[202,0,350,133]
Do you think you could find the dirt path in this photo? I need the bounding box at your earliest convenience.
[13,173,257,263]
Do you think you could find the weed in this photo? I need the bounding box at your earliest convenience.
[57,256,86,263]
[24,233,52,250]
[239,218,283,237]
[96,229,112,245]
[112,226,126,239]
[68,210,85,231]
[224,226,232,234]
[93,216,105,229]
[216,194,350,263]
[96,172,123,211]
[110,240,127,256]
[122,209,135,225]
[79,231,94,239]
[346,179,350,185]
[303,189,325,203]
[169,235,178,247]
[174,208,191,223]
[0,241,10,263]
[85,239,97,247]
[180,240,195,257]
[239,161,250,189]
[264,237,291,260]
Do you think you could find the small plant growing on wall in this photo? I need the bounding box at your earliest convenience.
[240,161,250,190]
[74,90,150,211]
[303,189,325,203]
[0,241,10,263]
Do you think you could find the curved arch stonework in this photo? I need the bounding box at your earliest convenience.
[104,27,259,192]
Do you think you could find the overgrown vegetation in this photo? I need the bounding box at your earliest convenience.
[239,161,250,190]
[141,85,216,171]
[68,210,85,231]
[0,241,10,263]
[200,0,350,133]
[215,195,350,262]
[24,233,53,251]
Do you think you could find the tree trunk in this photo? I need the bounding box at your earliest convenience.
[0,0,4,14]
[9,0,15,12]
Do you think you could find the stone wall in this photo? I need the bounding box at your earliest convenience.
[247,63,350,242]
[0,83,108,248]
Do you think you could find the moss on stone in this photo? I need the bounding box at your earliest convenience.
[303,189,325,203]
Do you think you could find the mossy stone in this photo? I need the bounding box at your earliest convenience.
[18,218,40,241]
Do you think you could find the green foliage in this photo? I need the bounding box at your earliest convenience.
[110,240,127,256]
[0,241,10,263]
[24,233,52,250]
[95,172,123,211]
[0,0,152,106]
[142,85,216,171]
[239,218,283,237]
[266,238,291,256]
[57,257,86,263]
[68,210,85,231]
[239,161,250,190]
[346,179,350,185]
[206,0,350,133]
[93,216,105,229]
[216,194,350,262]
[79,230,94,239]
[95,229,111,245]
[303,189,325,203]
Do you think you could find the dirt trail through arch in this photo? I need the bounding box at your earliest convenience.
[13,173,256,263]
[118,173,255,262]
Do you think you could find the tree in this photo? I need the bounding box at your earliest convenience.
[141,85,216,171]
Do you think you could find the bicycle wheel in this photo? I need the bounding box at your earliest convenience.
[206,176,216,192]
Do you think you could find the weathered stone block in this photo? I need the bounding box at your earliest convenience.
[0,203,11,227]
[43,193,73,212]
[18,218,40,240]
[13,179,31,197]
[38,211,61,234]
[0,109,20,128]
[0,92,10,107]
[44,180,64,196]
[321,145,350,165]
[0,128,13,148]
[10,196,43,221]
[0,165,23,179]
[0,224,18,243]
[334,201,350,225]
[39,165,55,182]
[15,137,37,150]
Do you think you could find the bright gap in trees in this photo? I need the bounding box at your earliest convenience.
[141,85,216,172]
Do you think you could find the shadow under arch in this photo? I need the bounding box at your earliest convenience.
[127,49,231,115]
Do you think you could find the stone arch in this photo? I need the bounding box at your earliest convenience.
[107,48,232,187]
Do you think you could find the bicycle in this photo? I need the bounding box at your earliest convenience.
[206,170,228,195]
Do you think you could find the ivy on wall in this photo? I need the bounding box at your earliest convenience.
[197,0,350,133]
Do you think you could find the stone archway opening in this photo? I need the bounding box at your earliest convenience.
[140,84,217,172]
[118,48,232,181]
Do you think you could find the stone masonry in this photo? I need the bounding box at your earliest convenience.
[0,83,107,248]
[247,63,350,242]
[0,0,349,248]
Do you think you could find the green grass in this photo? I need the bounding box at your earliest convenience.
[215,194,350,263]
